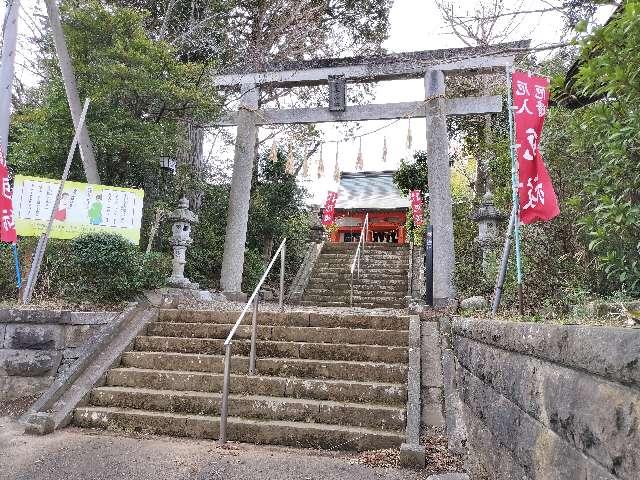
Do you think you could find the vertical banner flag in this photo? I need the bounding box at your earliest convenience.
[410,190,424,226]
[322,191,338,227]
[0,149,17,243]
[512,71,560,224]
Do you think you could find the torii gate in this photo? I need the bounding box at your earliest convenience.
[214,41,526,305]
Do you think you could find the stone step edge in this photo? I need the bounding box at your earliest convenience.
[73,406,405,450]
[118,352,409,370]
[109,366,407,386]
[149,322,409,334]
[137,336,410,352]
[91,386,406,415]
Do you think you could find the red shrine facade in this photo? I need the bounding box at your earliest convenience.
[328,171,410,244]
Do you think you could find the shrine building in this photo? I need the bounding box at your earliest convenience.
[329,171,411,244]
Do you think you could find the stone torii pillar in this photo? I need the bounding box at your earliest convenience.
[425,70,456,305]
[220,83,259,295]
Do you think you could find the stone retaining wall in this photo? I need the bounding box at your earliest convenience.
[0,309,117,400]
[448,318,640,480]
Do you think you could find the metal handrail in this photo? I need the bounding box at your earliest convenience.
[218,238,286,445]
[350,214,369,306]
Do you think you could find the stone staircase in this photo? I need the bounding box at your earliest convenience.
[74,309,410,451]
[300,243,409,309]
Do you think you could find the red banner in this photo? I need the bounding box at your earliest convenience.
[512,71,560,224]
[321,191,338,227]
[410,190,424,227]
[0,149,17,243]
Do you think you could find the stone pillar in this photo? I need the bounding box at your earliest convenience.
[425,70,456,304]
[220,83,259,293]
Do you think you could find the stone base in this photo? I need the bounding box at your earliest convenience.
[166,276,199,290]
[222,291,248,303]
[426,474,469,480]
[145,288,219,308]
[399,442,426,468]
[22,412,55,435]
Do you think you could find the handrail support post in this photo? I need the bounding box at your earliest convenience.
[279,242,286,309]
[219,343,232,445]
[249,296,258,375]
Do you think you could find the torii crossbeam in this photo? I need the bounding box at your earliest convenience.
[215,41,527,305]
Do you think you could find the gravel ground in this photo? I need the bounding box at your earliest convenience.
[0,418,450,480]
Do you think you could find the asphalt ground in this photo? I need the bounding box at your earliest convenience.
[1,417,434,480]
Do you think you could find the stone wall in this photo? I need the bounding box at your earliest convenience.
[420,320,445,433]
[408,243,425,301]
[447,318,640,480]
[0,309,117,400]
[288,242,323,303]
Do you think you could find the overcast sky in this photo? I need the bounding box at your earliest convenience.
[2,0,616,205]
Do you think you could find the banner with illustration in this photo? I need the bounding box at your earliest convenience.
[12,175,144,244]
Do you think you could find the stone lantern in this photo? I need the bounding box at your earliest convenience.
[166,196,199,289]
[472,190,506,271]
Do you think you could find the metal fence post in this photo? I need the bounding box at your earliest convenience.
[279,242,286,308]
[249,296,258,375]
[424,224,434,306]
[218,343,232,445]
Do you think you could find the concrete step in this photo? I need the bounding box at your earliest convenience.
[298,300,407,309]
[312,271,407,279]
[313,265,409,273]
[306,278,408,288]
[90,387,405,431]
[74,406,404,451]
[158,311,410,330]
[120,351,407,383]
[134,336,408,363]
[315,257,408,264]
[147,323,408,347]
[300,294,407,305]
[108,366,407,404]
[303,287,407,297]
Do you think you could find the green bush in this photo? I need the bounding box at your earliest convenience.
[65,233,170,302]
[1,233,170,305]
[0,243,20,300]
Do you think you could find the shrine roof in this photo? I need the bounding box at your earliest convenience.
[335,171,410,211]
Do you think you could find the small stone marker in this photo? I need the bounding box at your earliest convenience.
[460,296,488,311]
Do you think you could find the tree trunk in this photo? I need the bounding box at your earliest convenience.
[177,121,205,212]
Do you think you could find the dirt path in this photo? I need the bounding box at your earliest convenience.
[0,417,437,480]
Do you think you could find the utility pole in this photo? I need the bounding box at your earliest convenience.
[0,0,20,158]
[44,0,101,184]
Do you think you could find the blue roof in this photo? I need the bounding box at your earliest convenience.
[335,171,410,210]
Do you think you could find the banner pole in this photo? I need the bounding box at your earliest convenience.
[22,99,91,304]
[505,67,524,316]
[12,243,21,289]
[492,203,516,315]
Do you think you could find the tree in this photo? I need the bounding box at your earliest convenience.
[10,0,220,189]
[560,0,640,294]
[393,151,429,195]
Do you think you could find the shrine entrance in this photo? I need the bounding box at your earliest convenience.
[213,41,525,305]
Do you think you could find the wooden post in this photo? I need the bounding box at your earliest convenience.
[44,0,101,184]
[220,83,259,293]
[425,70,456,305]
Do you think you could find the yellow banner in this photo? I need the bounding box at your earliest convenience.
[13,175,145,244]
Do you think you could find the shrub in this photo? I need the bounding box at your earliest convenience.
[65,233,170,302]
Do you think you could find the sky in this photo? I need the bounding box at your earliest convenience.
[1,0,617,205]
